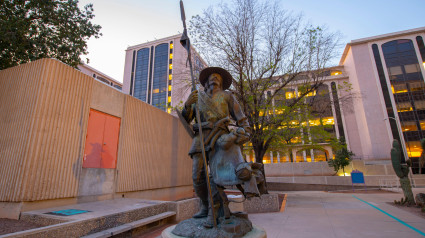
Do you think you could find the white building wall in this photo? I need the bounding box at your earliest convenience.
[352,43,392,159]
[341,47,365,159]
[342,43,393,160]
[122,50,134,94]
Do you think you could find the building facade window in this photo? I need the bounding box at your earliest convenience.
[382,39,425,172]
[416,36,425,66]
[262,84,337,164]
[133,48,150,102]
[152,43,169,111]
[331,82,345,140]
[372,43,405,163]
[309,84,336,143]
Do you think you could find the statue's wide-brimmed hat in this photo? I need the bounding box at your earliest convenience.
[199,67,232,90]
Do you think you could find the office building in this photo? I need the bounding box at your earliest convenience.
[341,27,425,173]
[262,27,425,174]
[254,66,347,164]
[122,34,206,113]
[78,63,122,90]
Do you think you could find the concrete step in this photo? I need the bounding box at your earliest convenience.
[81,211,176,238]
[2,199,175,238]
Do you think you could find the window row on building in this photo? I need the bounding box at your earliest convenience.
[121,28,425,174]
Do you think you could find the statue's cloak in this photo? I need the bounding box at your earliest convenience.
[209,133,244,186]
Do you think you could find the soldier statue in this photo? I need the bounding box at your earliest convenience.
[181,67,266,228]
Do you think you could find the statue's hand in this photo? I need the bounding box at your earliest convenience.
[235,127,250,145]
[185,90,198,108]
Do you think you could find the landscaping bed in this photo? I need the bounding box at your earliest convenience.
[387,203,425,219]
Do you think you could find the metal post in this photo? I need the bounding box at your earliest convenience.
[179,0,217,227]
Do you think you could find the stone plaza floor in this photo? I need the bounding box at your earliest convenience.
[2,189,425,237]
[249,189,425,238]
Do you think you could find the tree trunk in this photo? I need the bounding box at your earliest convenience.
[254,148,266,164]
[400,177,415,205]
[254,145,269,194]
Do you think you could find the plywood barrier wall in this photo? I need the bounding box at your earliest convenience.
[90,80,125,118]
[0,59,193,202]
[0,59,93,202]
[116,96,192,192]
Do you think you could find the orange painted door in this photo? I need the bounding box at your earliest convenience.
[83,109,121,168]
[101,115,121,168]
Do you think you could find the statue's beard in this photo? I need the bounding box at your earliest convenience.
[206,82,221,94]
[208,81,220,88]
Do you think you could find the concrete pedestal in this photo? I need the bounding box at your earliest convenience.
[162,224,267,238]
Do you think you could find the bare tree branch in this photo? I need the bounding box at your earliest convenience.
[189,0,342,164]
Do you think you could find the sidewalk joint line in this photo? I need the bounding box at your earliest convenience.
[352,195,425,237]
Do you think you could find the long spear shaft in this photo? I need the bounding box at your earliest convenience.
[179,0,217,227]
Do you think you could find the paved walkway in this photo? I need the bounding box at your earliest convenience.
[8,189,425,238]
[250,189,425,238]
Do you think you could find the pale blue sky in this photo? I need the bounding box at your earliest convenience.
[78,0,425,82]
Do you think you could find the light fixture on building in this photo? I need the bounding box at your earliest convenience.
[331,71,342,76]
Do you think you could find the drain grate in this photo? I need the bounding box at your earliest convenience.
[46,209,91,216]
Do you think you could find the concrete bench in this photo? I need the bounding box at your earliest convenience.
[81,211,176,238]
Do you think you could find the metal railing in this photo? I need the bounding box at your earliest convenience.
[379,179,401,192]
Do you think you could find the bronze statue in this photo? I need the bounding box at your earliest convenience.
[181,67,266,228]
[171,2,266,236]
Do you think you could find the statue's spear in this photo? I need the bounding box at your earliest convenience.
[179,0,217,227]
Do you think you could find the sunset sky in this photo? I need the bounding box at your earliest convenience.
[78,0,425,82]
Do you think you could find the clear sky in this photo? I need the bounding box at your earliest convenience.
[78,0,425,83]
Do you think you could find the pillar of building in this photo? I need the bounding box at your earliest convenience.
[270,151,274,164]
[286,152,290,162]
[277,152,280,163]
[292,149,298,162]
[311,149,315,162]
[326,146,334,160]
[327,82,342,140]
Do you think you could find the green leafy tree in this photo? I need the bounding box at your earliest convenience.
[0,0,102,70]
[268,97,337,162]
[328,137,354,175]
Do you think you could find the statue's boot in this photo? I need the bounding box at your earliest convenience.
[193,183,209,218]
[217,186,231,219]
[203,203,220,228]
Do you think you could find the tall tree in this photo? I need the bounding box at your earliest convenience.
[190,0,341,163]
[0,0,101,69]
